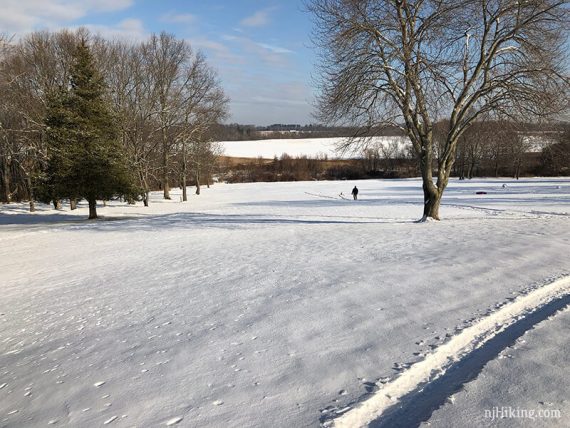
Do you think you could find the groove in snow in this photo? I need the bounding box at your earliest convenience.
[332,276,570,428]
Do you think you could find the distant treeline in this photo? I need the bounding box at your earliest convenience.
[219,121,570,183]
[212,123,406,141]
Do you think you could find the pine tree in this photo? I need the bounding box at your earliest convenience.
[45,39,135,219]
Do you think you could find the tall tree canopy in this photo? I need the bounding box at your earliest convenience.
[308,0,569,220]
[45,39,135,219]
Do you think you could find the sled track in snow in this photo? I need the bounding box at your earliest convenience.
[304,191,350,201]
[331,276,570,428]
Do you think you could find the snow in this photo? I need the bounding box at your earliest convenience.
[1,177,569,427]
[334,276,570,427]
[219,136,409,159]
[424,308,570,428]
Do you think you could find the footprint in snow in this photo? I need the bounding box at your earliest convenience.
[104,415,118,424]
[165,417,183,426]
[213,400,224,406]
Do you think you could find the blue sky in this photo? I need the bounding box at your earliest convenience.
[1,0,317,125]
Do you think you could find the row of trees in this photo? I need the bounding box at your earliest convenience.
[220,122,568,185]
[0,29,228,217]
[439,121,569,179]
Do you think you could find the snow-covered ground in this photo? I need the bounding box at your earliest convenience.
[219,136,409,159]
[425,307,570,428]
[1,178,569,427]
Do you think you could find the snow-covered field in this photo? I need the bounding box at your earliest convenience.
[220,136,409,159]
[1,178,569,427]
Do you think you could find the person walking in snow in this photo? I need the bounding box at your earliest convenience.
[351,186,359,200]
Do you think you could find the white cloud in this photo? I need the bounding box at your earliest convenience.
[257,43,293,55]
[80,18,147,42]
[221,34,294,66]
[240,9,272,28]
[160,12,197,25]
[0,0,134,34]
[83,0,133,13]
[188,37,244,64]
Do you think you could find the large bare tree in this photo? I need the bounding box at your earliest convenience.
[308,0,569,220]
[175,52,228,201]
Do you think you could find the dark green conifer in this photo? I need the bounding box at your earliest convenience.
[45,38,135,219]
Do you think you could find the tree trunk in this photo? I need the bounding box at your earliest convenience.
[182,145,187,202]
[195,169,201,195]
[26,176,35,212]
[140,171,150,207]
[53,199,62,210]
[418,140,442,221]
[162,128,170,200]
[70,198,77,210]
[422,183,441,221]
[88,198,97,219]
[1,156,10,203]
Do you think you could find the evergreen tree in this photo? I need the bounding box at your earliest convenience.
[45,38,135,219]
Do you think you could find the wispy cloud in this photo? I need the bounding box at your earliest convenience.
[188,37,244,65]
[240,9,273,28]
[160,12,197,25]
[0,0,134,33]
[80,18,147,41]
[257,43,294,54]
[222,34,295,54]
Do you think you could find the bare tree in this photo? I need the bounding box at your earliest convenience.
[308,0,569,220]
[541,126,570,175]
[1,30,83,210]
[0,33,14,203]
[176,54,228,200]
[140,33,192,200]
[105,41,159,206]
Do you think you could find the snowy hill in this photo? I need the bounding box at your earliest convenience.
[219,136,410,159]
[1,178,569,427]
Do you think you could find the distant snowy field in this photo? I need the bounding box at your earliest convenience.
[1,178,569,427]
[219,136,409,159]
